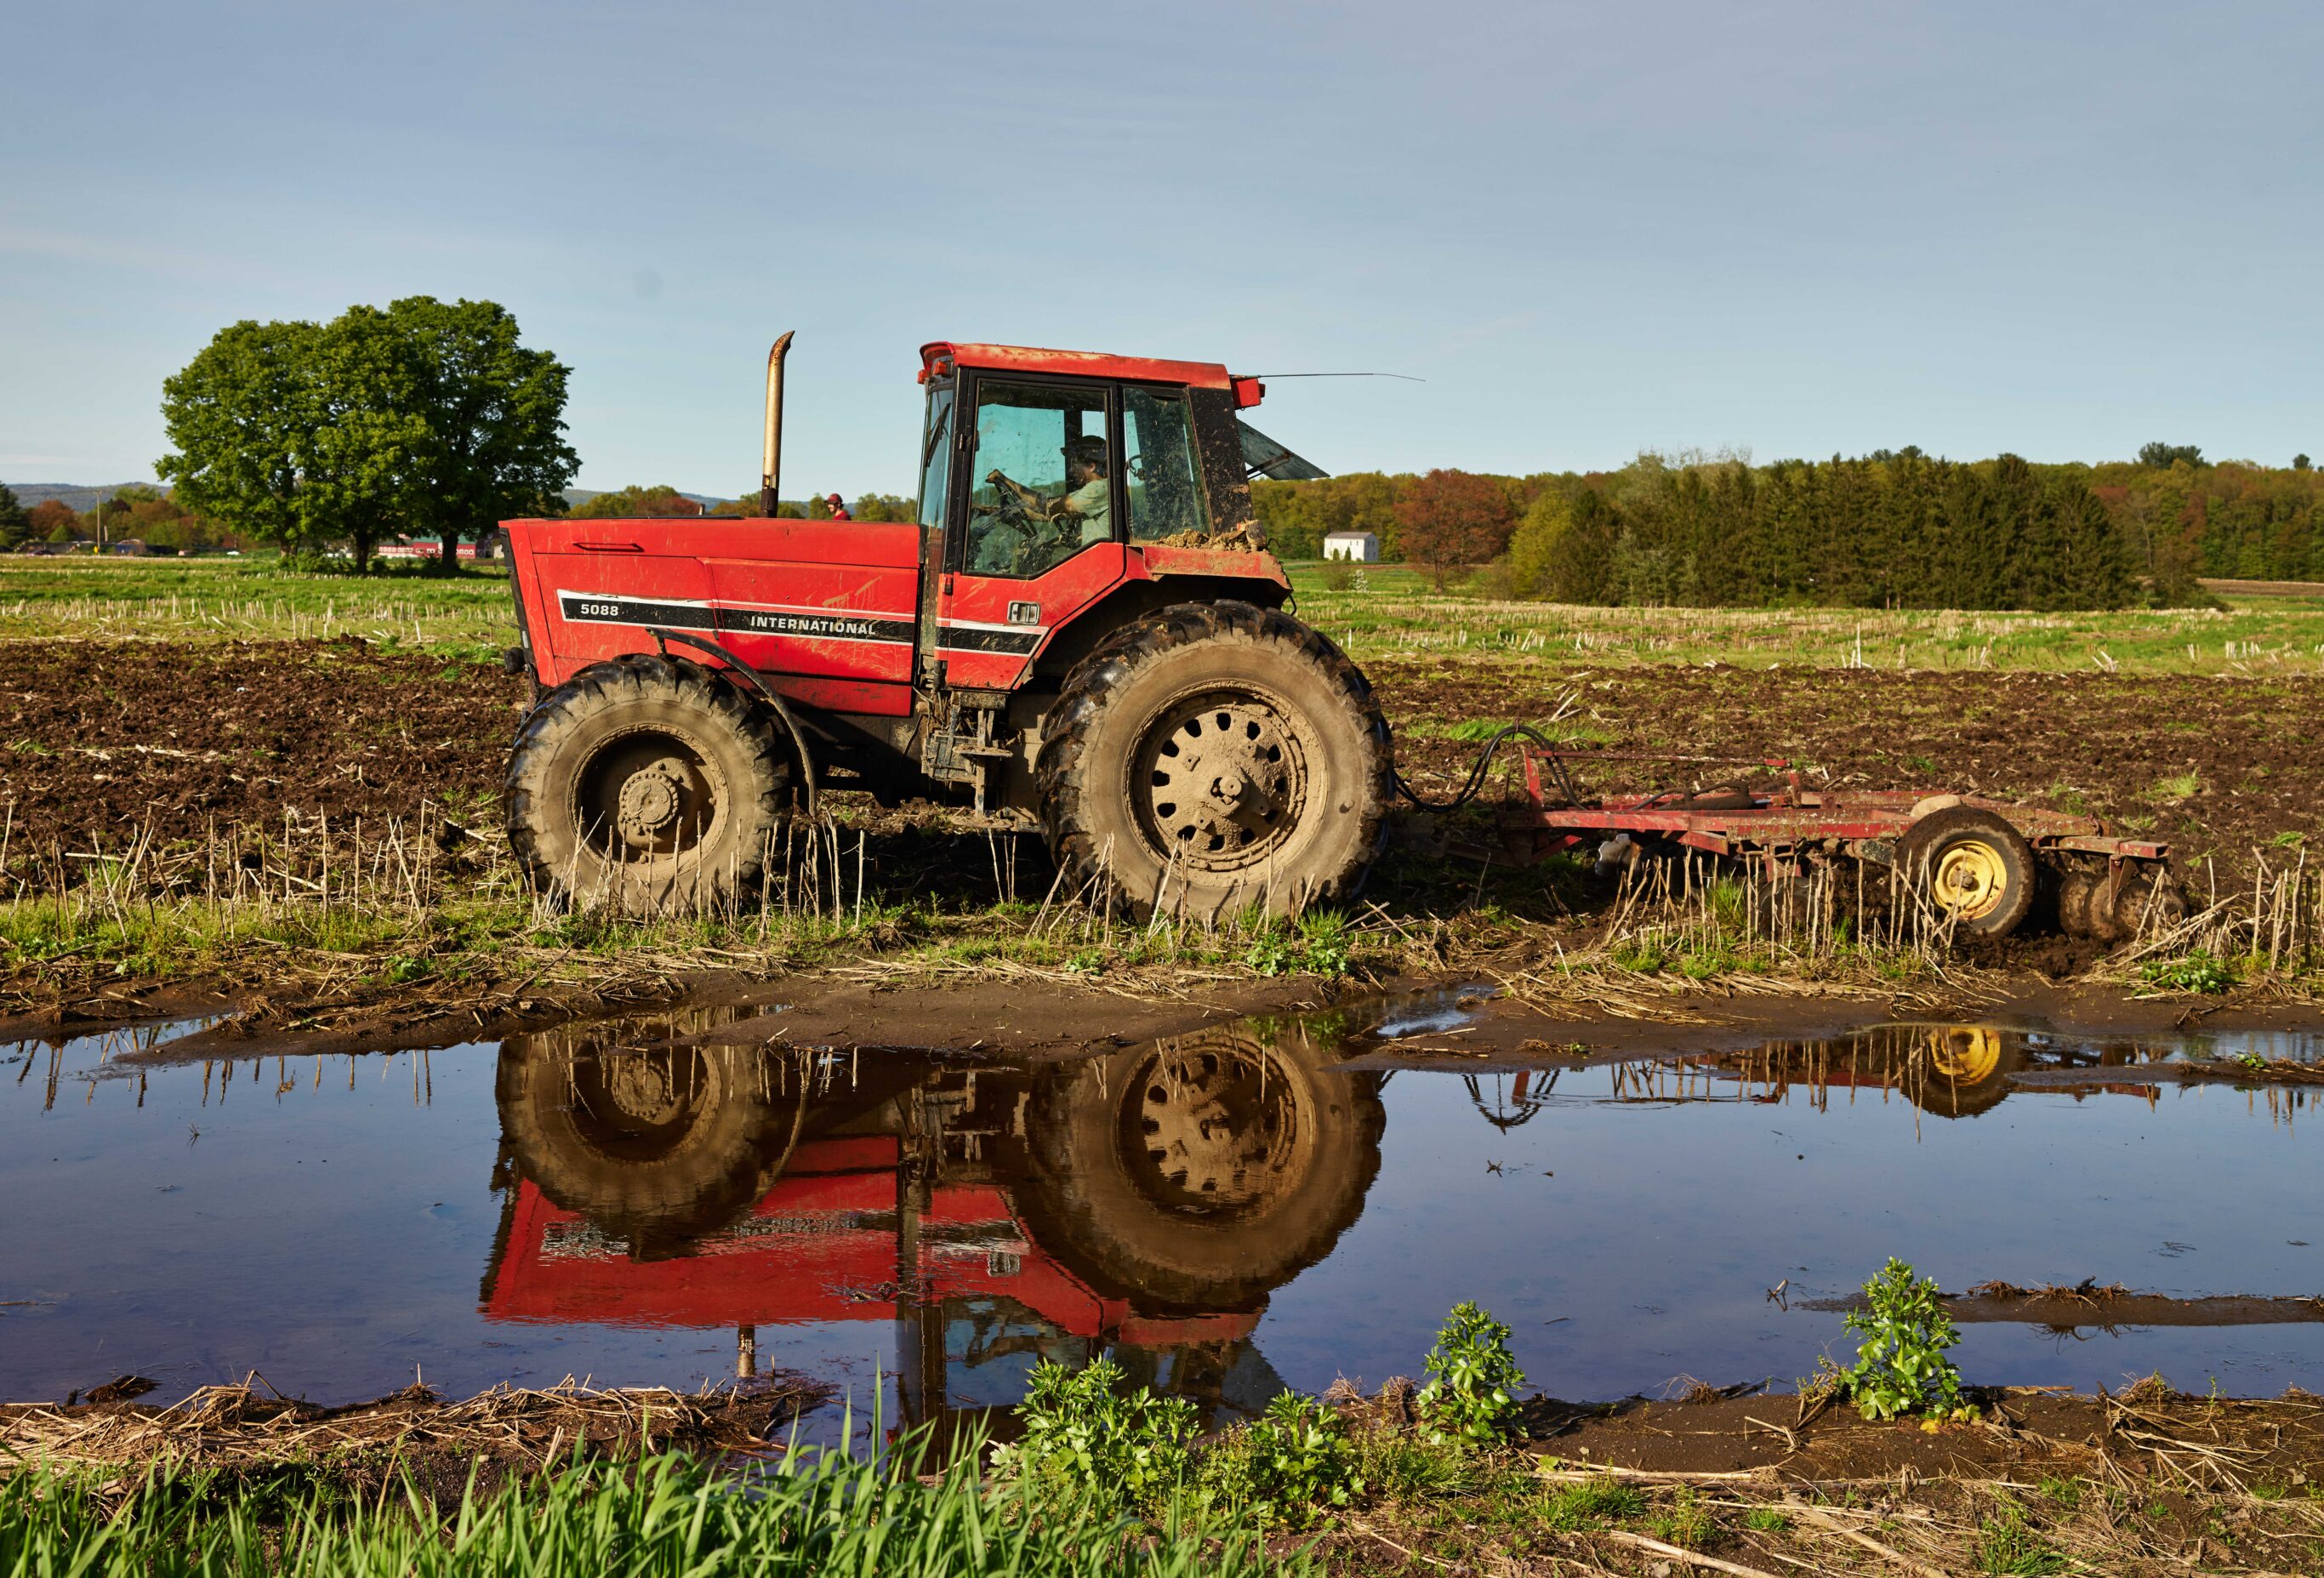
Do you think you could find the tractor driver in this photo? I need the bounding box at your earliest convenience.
[970,436,1113,574]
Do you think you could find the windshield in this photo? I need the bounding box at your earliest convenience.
[918,383,954,528]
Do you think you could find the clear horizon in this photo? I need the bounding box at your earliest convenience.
[5,2,2320,497]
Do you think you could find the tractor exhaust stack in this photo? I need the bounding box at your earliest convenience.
[759,331,795,516]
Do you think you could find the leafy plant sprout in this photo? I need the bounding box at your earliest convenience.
[1837,1258,1976,1423]
[1416,1301,1527,1448]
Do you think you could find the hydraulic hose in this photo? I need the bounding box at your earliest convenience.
[1389,723,1569,814]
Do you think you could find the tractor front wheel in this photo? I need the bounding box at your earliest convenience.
[506,655,790,914]
[1037,602,1391,920]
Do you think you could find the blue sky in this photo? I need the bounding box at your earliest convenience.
[5,1,2321,495]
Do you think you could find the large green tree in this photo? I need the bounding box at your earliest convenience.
[158,298,572,570]
[386,297,577,568]
[157,318,319,553]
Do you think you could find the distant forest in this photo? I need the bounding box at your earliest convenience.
[1256,446,2324,610]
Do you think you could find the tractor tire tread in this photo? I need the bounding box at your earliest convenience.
[1035,601,1391,920]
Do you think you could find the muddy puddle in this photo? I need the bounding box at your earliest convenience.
[3,1001,2320,1429]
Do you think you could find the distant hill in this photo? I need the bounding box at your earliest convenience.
[3,481,162,512]
[562,487,728,511]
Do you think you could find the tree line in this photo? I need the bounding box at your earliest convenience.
[1255,444,2324,608]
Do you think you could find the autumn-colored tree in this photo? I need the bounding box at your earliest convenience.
[1394,469,1517,588]
[27,499,79,544]
[567,485,703,519]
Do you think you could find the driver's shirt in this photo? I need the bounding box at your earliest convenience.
[1064,476,1111,545]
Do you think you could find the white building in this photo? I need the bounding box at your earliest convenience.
[1322,530,1379,562]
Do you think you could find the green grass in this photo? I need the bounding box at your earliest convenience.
[0,555,515,652]
[0,1442,1281,1578]
[12,556,2324,676]
[1282,561,2324,676]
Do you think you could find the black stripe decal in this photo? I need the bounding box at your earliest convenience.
[559,592,719,631]
[722,607,916,643]
[559,591,913,646]
[937,625,1044,656]
[558,591,1043,657]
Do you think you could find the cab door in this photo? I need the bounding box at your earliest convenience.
[936,375,1126,691]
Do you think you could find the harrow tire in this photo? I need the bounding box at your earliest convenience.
[2056,864,2099,938]
[506,654,789,915]
[1036,601,1391,920]
[1899,806,2037,940]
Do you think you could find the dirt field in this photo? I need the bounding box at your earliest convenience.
[0,639,518,855]
[1378,656,2321,883]
[3,640,2316,889]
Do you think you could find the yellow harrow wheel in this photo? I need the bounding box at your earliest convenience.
[1898,806,2037,939]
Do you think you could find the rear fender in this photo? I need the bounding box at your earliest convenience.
[1034,573,1289,685]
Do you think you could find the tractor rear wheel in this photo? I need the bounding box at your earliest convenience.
[1037,602,1391,920]
[506,654,789,914]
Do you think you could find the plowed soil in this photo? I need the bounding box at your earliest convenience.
[3,641,2315,889]
[0,639,519,854]
[1376,658,2321,885]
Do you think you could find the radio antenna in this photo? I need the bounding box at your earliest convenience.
[1250,371,1426,382]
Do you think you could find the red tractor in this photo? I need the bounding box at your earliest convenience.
[502,337,1387,918]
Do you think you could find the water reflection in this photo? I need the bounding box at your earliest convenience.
[1570,1023,2321,1123]
[7,1006,2319,1410]
[481,1013,1385,1429]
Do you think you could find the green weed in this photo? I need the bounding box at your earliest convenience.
[1646,1484,1714,1547]
[1198,1393,1364,1530]
[994,1356,1197,1519]
[1541,1478,1644,1530]
[1838,1258,1972,1423]
[2140,952,2236,994]
[1416,1302,1527,1449]
[1972,1502,2066,1575]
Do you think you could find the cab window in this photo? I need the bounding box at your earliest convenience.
[963,381,1112,579]
[1122,385,1208,542]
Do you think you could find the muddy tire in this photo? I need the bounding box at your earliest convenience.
[2056,864,2099,938]
[1011,1023,1386,1314]
[497,1034,775,1258]
[507,655,789,914]
[1036,601,1391,920]
[2109,867,2188,943]
[1899,806,2037,939]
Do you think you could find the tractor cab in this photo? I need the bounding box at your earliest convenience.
[909,341,1312,693]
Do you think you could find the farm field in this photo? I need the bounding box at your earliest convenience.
[0,555,2319,1019]
[7,555,2324,675]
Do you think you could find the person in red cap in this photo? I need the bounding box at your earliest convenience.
[823,493,852,521]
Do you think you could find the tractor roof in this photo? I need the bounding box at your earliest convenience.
[920,341,1234,390]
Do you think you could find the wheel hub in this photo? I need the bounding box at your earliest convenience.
[1932,843,2005,920]
[604,1054,682,1125]
[1926,1026,2003,1085]
[614,758,689,846]
[1129,1046,1295,1211]
[1136,694,1308,873]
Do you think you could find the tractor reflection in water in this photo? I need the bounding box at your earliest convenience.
[482,1011,1382,1433]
